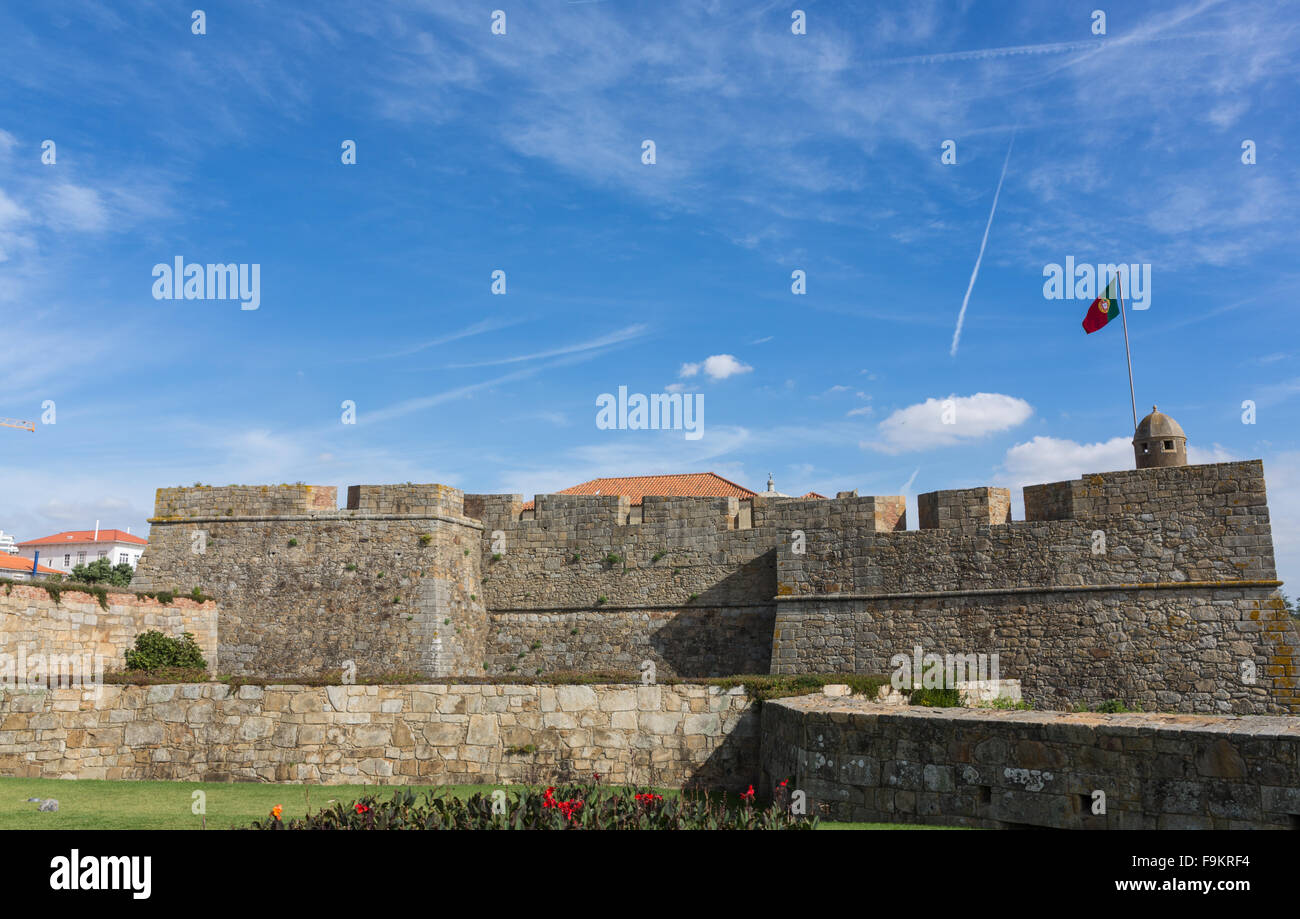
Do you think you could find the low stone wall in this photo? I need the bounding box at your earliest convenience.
[0,683,758,788]
[0,583,218,672]
[761,694,1300,829]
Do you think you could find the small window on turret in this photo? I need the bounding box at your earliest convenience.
[1142,443,1150,454]
[1163,440,1174,451]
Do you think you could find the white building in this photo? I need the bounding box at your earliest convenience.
[16,527,148,575]
[0,530,17,555]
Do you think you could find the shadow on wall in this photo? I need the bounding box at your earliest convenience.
[650,552,776,677]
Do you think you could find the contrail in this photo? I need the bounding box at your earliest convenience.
[950,133,1015,357]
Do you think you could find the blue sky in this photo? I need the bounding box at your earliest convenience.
[2,0,1299,585]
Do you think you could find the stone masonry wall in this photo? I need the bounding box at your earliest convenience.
[761,694,1300,829]
[0,682,758,789]
[0,583,218,673]
[771,461,1299,714]
[465,492,902,677]
[133,484,485,678]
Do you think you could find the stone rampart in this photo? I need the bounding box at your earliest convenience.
[770,461,1297,713]
[761,694,1300,829]
[466,492,898,676]
[0,583,218,672]
[134,485,485,678]
[0,682,757,788]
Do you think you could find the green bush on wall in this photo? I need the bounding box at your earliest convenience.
[124,630,208,672]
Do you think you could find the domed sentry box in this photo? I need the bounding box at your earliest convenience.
[1133,405,1187,469]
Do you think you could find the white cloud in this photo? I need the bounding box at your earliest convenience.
[1261,451,1300,591]
[679,354,753,381]
[997,434,1242,526]
[1001,435,1238,490]
[0,189,29,229]
[1000,435,1133,488]
[42,184,109,233]
[866,393,1033,453]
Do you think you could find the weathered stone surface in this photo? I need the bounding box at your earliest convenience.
[762,694,1300,829]
[0,683,758,788]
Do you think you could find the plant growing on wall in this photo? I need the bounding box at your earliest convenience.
[124,630,207,672]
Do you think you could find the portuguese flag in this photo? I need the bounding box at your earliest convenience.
[1081,274,1122,334]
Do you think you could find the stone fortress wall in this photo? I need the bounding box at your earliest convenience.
[132,484,485,678]
[773,461,1298,714]
[761,693,1300,829]
[0,583,218,673]
[123,461,1298,714]
[462,491,901,677]
[0,682,757,789]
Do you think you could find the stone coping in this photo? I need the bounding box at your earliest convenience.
[770,694,1300,736]
[147,512,483,529]
[774,579,1284,602]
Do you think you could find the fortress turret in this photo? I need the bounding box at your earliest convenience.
[1133,405,1187,469]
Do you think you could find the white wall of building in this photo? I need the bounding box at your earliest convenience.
[17,539,145,574]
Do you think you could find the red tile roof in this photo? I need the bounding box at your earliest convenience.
[0,554,59,574]
[17,529,147,547]
[801,492,828,499]
[522,473,758,510]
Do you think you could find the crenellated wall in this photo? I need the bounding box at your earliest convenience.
[134,484,485,678]
[122,461,1298,713]
[771,461,1298,713]
[464,492,902,677]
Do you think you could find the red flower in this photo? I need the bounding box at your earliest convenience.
[741,784,755,801]
[355,803,370,814]
[778,779,788,788]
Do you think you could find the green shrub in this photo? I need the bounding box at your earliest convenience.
[246,783,816,831]
[1094,699,1133,713]
[908,686,963,707]
[418,533,433,547]
[123,630,207,672]
[287,538,298,547]
[69,558,134,587]
[604,553,622,566]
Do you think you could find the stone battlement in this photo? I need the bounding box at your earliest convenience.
[126,461,1298,713]
[151,483,473,522]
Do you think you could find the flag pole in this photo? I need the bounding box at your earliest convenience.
[1117,271,1138,430]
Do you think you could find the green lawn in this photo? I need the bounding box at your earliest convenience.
[0,777,957,830]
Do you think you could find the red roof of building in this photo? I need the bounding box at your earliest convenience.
[522,472,758,510]
[801,492,828,499]
[17,529,147,547]
[0,554,60,574]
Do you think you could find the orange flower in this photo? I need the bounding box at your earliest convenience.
[271,805,283,820]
